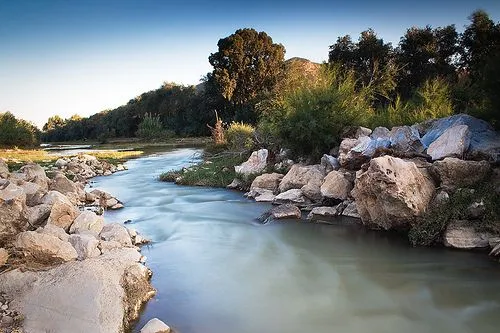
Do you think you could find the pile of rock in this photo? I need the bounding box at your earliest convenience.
[234,114,500,252]
[0,157,151,332]
[0,292,23,331]
[54,154,127,180]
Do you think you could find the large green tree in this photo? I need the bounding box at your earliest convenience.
[208,28,285,121]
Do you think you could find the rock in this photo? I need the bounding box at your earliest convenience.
[427,125,471,160]
[300,181,323,202]
[18,163,48,189]
[69,234,101,260]
[70,211,104,235]
[234,149,268,177]
[430,158,490,192]
[320,154,340,173]
[490,243,500,257]
[0,247,154,333]
[0,248,8,266]
[273,189,312,207]
[110,203,124,210]
[85,191,97,203]
[106,197,119,208]
[25,203,52,227]
[306,206,340,220]
[15,231,77,264]
[443,220,491,249]
[420,114,500,162]
[0,181,27,246]
[342,201,360,219]
[338,136,373,170]
[246,188,276,202]
[466,200,486,219]
[100,223,133,247]
[371,127,390,140]
[0,159,9,178]
[98,240,124,253]
[226,178,243,190]
[250,173,284,193]
[341,126,372,139]
[389,126,424,154]
[259,204,301,223]
[19,181,45,206]
[37,224,70,242]
[320,170,353,200]
[49,172,79,196]
[55,158,68,168]
[90,189,113,200]
[133,234,150,246]
[274,159,294,173]
[279,164,325,193]
[352,156,435,230]
[140,318,171,333]
[43,191,80,231]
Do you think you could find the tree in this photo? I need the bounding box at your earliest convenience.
[42,115,66,132]
[208,28,285,121]
[0,112,40,148]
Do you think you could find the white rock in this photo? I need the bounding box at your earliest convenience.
[37,224,70,242]
[320,170,353,200]
[15,231,77,263]
[273,189,311,207]
[140,318,171,333]
[70,211,104,235]
[444,220,491,249]
[427,125,471,160]
[69,234,101,260]
[100,223,133,246]
[234,149,268,177]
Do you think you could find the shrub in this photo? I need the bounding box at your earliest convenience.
[135,113,171,140]
[226,121,255,151]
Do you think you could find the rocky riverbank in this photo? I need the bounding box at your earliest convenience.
[0,154,155,333]
[231,114,500,256]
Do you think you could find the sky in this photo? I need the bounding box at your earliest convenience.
[1,0,499,128]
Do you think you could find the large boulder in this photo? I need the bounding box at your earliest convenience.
[49,172,79,196]
[259,204,301,223]
[0,248,154,333]
[42,191,80,231]
[100,223,133,247]
[278,164,325,193]
[15,231,78,264]
[69,234,101,260]
[245,188,276,202]
[342,200,360,219]
[234,149,268,177]
[389,126,424,154]
[352,156,436,230]
[140,318,171,333]
[430,158,491,192]
[443,220,492,249]
[250,173,284,193]
[70,211,104,235]
[306,206,341,220]
[17,163,49,190]
[427,125,471,160]
[338,137,371,170]
[37,224,70,242]
[25,203,52,228]
[0,181,27,245]
[320,170,353,200]
[19,181,46,206]
[420,114,500,163]
[273,189,312,207]
[320,154,340,173]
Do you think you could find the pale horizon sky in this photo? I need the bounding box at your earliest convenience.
[1,0,499,128]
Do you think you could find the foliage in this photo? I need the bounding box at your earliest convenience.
[409,183,500,246]
[135,113,171,140]
[0,112,40,148]
[260,67,374,159]
[208,28,285,122]
[226,122,255,151]
[159,153,247,187]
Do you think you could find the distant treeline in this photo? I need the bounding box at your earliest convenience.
[35,9,499,144]
[0,112,40,148]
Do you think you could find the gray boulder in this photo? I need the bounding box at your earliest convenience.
[430,158,490,192]
[259,204,301,223]
[70,211,104,235]
[140,318,171,333]
[306,206,341,220]
[342,201,360,219]
[427,125,471,160]
[0,159,9,178]
[69,234,101,260]
[234,149,268,177]
[100,223,133,247]
[279,164,325,193]
[42,191,80,231]
[389,126,424,154]
[37,224,70,242]
[250,173,284,193]
[273,189,312,207]
[443,220,492,249]
[0,181,27,245]
[49,172,79,196]
[320,154,340,173]
[25,203,52,228]
[352,156,435,230]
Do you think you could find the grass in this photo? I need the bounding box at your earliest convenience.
[0,148,144,171]
[159,152,247,188]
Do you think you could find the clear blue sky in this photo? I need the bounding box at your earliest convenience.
[1,0,499,128]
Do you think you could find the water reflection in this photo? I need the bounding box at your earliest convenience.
[90,148,500,333]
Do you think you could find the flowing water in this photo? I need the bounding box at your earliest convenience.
[90,148,500,333]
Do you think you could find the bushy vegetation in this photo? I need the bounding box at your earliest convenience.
[0,112,40,148]
[135,113,172,140]
[226,122,255,151]
[409,184,500,246]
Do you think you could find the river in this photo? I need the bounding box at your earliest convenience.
[90,148,500,333]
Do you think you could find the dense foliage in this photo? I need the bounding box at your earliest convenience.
[39,10,499,147]
[0,112,40,148]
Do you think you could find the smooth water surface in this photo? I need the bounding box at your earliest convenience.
[91,148,500,333]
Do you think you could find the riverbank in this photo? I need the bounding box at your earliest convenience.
[161,114,500,257]
[0,153,155,332]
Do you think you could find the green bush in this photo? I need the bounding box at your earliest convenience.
[226,121,255,151]
[0,112,40,148]
[260,67,374,159]
[135,113,172,140]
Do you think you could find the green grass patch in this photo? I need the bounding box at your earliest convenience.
[159,152,247,188]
